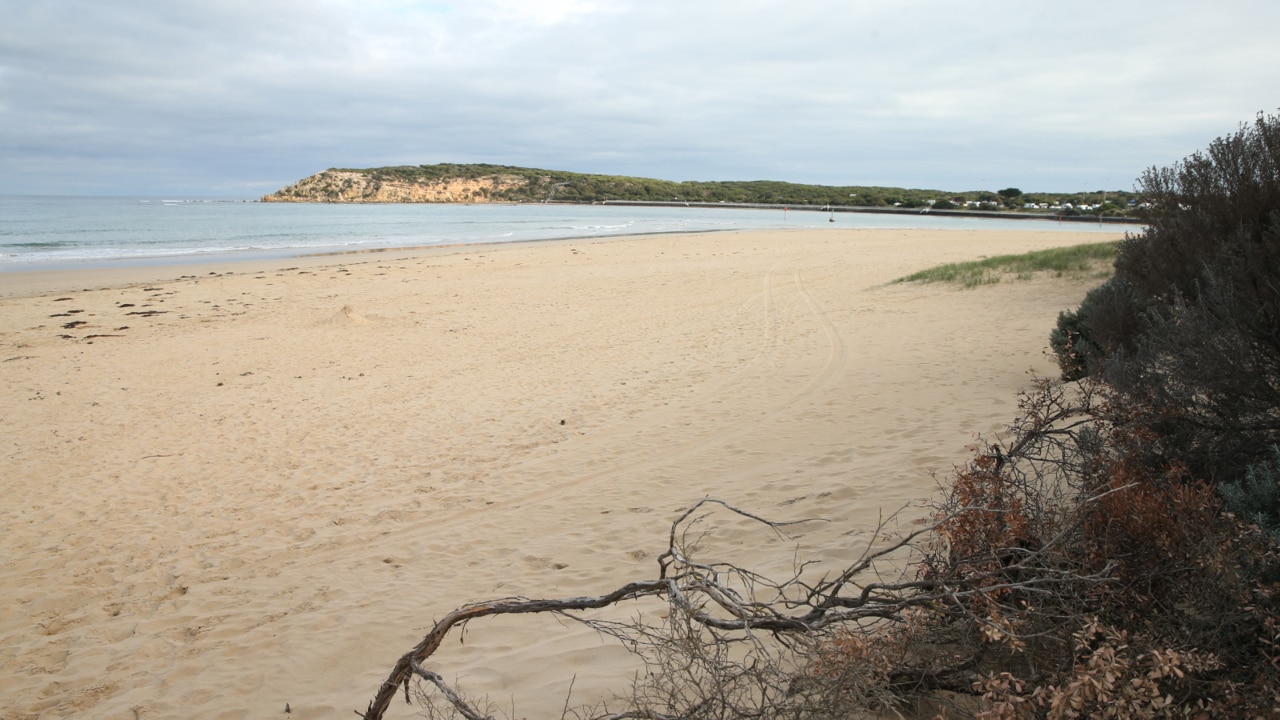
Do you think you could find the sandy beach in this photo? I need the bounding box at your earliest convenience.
[0,227,1122,719]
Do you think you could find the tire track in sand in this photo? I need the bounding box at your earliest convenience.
[403,266,849,530]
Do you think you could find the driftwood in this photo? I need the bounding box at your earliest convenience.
[361,581,669,720]
[357,489,1114,720]
[360,500,816,720]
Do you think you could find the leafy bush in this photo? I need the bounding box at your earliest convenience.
[1050,111,1280,482]
[915,380,1280,716]
[1049,277,1144,380]
[1221,445,1280,538]
[974,621,1224,720]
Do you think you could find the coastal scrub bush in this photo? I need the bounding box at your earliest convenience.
[1221,445,1280,539]
[1048,277,1143,380]
[915,378,1280,716]
[974,620,1225,720]
[1051,111,1280,482]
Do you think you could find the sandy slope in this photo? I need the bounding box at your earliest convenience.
[0,228,1121,719]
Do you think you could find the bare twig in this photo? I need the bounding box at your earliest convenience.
[359,486,1117,720]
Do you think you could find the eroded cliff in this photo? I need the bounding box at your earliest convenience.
[262,169,532,203]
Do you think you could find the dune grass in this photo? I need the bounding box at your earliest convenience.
[894,240,1120,288]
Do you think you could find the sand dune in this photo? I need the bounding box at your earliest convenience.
[0,228,1122,719]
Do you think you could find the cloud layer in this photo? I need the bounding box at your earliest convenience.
[2,0,1277,195]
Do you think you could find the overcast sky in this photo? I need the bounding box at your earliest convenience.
[2,0,1277,197]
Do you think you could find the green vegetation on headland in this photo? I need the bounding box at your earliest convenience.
[894,240,1120,287]
[264,163,1143,217]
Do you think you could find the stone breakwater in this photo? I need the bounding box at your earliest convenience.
[263,170,530,203]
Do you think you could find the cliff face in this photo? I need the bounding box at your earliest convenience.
[262,170,532,203]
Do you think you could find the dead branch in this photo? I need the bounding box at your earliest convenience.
[360,580,671,719]
[358,488,1118,720]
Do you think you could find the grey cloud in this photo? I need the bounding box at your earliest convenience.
[1,0,1277,195]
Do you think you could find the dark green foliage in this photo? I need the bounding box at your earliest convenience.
[1049,309,1094,381]
[1051,111,1280,482]
[1222,446,1280,538]
[1050,277,1144,380]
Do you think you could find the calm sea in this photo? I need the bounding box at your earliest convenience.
[0,196,1126,271]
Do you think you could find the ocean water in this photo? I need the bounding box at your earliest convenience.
[0,196,1126,271]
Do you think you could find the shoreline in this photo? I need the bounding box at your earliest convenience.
[1,200,1137,284]
[0,233,607,299]
[0,223,1122,299]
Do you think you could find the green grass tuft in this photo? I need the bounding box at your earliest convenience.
[894,241,1119,288]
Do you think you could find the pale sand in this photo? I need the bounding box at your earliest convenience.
[0,228,1122,719]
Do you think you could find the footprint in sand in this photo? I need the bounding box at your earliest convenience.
[522,555,569,570]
